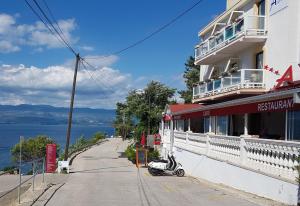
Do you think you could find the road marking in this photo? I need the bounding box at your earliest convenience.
[144,173,150,177]
[162,184,173,193]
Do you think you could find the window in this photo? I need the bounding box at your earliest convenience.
[287,111,300,141]
[216,116,228,135]
[204,117,210,133]
[256,51,264,69]
[258,0,266,16]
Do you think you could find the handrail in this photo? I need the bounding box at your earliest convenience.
[195,15,267,60]
[193,69,265,98]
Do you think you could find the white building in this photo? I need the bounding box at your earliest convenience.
[160,0,300,205]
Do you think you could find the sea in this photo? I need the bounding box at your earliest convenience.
[0,123,115,170]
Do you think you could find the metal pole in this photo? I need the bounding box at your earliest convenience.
[32,162,35,191]
[147,95,150,136]
[42,157,45,183]
[64,54,80,161]
[18,136,23,204]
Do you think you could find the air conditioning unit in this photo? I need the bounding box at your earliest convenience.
[293,92,300,103]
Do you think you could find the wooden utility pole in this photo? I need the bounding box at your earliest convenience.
[64,53,80,161]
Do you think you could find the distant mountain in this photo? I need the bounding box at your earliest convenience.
[0,104,116,126]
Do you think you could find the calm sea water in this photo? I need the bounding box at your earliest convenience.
[0,123,114,169]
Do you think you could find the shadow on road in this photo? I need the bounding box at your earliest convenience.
[70,165,132,174]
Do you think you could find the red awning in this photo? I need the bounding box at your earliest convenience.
[174,97,300,119]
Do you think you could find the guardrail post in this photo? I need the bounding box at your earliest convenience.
[42,157,45,183]
[32,162,35,191]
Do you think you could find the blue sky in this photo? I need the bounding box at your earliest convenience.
[0,0,225,108]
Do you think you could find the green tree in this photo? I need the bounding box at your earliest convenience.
[123,81,176,140]
[11,135,59,162]
[114,102,134,139]
[178,56,200,103]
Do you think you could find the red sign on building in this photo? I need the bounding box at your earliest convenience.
[46,144,56,173]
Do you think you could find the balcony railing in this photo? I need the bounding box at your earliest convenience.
[193,69,265,100]
[195,15,267,60]
[173,131,300,182]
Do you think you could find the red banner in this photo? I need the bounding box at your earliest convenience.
[46,144,56,173]
[176,97,298,119]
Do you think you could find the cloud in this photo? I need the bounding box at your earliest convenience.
[81,55,119,68]
[79,45,94,51]
[0,63,132,108]
[0,13,78,53]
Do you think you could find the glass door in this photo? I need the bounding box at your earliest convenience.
[256,51,264,69]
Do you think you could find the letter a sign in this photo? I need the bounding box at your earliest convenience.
[275,65,293,88]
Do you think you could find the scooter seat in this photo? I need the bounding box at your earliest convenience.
[152,159,168,163]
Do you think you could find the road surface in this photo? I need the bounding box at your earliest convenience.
[46,138,264,206]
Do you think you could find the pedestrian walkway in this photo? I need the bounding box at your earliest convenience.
[42,138,278,206]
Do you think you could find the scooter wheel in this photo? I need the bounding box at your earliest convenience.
[176,169,185,177]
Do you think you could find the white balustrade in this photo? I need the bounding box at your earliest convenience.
[244,138,300,180]
[209,135,241,164]
[161,130,300,182]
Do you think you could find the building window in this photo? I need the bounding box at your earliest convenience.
[216,116,228,135]
[176,120,184,132]
[204,117,210,133]
[287,111,300,141]
[256,51,264,69]
[258,0,266,16]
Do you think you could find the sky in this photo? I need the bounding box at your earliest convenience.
[0,0,225,109]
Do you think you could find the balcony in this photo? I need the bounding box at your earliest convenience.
[193,69,265,102]
[173,131,300,182]
[195,15,267,65]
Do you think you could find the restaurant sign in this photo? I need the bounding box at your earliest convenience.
[177,98,295,119]
[257,98,293,112]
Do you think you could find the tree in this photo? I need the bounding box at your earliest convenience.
[114,102,134,139]
[178,56,200,103]
[114,81,176,141]
[11,135,59,162]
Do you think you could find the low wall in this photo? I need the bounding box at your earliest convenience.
[174,146,299,205]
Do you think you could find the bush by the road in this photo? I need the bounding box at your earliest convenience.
[125,144,160,163]
[11,135,59,162]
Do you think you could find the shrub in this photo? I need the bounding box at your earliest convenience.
[148,149,160,162]
[91,132,105,143]
[2,166,16,174]
[125,145,136,163]
[11,135,59,162]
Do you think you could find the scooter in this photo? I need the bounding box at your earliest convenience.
[148,154,185,177]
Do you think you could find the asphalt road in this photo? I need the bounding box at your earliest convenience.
[46,138,262,206]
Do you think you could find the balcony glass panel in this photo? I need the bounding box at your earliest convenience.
[225,26,234,40]
[207,82,213,92]
[214,79,221,90]
[243,69,263,83]
[231,71,241,85]
[235,19,244,34]
[222,76,231,88]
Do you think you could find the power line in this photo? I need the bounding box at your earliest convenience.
[85,0,205,60]
[24,0,66,49]
[41,0,69,44]
[31,0,77,55]
[24,0,77,56]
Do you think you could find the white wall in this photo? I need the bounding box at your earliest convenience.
[174,147,298,205]
[265,0,300,89]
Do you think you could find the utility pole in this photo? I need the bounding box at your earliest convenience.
[64,53,80,161]
[147,94,150,136]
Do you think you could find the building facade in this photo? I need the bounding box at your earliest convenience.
[160,0,300,205]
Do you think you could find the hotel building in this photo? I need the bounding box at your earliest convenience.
[160,0,300,205]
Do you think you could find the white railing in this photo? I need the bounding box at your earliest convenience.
[170,132,300,182]
[193,69,265,99]
[195,15,267,60]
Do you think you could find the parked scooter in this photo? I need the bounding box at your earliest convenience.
[148,154,185,177]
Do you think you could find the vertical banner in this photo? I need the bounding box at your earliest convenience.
[46,144,56,173]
